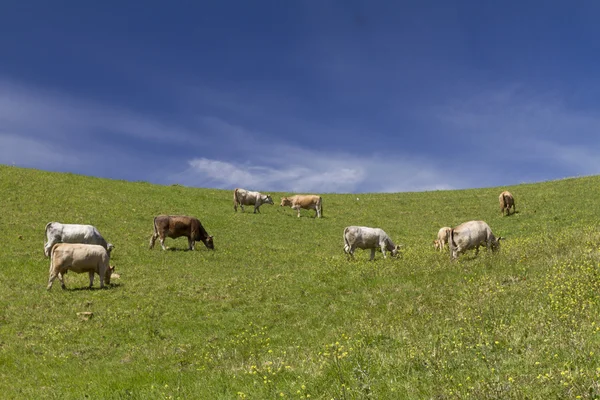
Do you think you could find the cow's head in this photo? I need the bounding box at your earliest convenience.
[391,244,402,257]
[105,265,115,285]
[203,235,215,250]
[491,236,504,252]
[280,197,292,207]
[263,195,274,205]
[107,243,115,255]
[433,240,441,250]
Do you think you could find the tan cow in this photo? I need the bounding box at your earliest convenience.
[433,226,451,251]
[280,194,323,218]
[448,220,503,260]
[47,243,114,290]
[499,191,515,216]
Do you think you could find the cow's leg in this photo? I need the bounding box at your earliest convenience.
[345,245,355,258]
[370,248,376,261]
[381,243,388,259]
[149,233,158,249]
[295,207,301,218]
[159,236,167,251]
[188,237,195,250]
[57,271,66,290]
[254,205,260,213]
[98,271,105,289]
[89,271,95,288]
[240,204,245,212]
[451,250,458,261]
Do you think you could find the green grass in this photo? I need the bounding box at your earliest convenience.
[2,165,600,399]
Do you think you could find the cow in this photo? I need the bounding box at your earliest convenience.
[44,222,114,258]
[499,191,516,216]
[280,194,323,218]
[448,220,503,260]
[433,226,452,251]
[343,226,401,261]
[233,188,274,213]
[149,215,214,251]
[47,243,114,290]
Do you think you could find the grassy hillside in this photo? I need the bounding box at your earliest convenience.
[1,165,600,399]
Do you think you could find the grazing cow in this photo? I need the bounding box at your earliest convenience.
[280,194,323,218]
[233,188,274,213]
[433,227,452,251]
[499,191,516,216]
[47,243,114,290]
[448,220,503,260]
[44,222,114,257]
[149,215,214,251]
[343,226,401,261]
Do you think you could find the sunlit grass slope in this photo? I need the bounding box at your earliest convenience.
[1,165,600,399]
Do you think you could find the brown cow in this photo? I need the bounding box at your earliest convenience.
[280,194,323,218]
[499,191,516,216]
[149,215,214,251]
[47,243,114,290]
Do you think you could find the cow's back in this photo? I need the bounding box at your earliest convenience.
[451,220,491,248]
[155,215,194,238]
[345,226,382,248]
[294,195,320,208]
[235,188,251,204]
[52,243,109,272]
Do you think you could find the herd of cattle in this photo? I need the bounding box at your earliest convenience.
[43,188,515,290]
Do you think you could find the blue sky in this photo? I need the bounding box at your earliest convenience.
[2,1,600,193]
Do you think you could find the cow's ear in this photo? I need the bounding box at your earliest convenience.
[110,265,115,272]
[498,236,505,241]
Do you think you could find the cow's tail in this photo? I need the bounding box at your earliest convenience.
[504,193,510,213]
[500,193,507,213]
[233,188,240,212]
[448,228,457,251]
[44,222,53,240]
[318,196,323,217]
[44,222,54,257]
[343,227,350,253]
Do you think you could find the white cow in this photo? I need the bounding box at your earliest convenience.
[434,227,452,251]
[47,243,114,290]
[44,222,114,257]
[233,188,274,213]
[343,226,401,261]
[448,220,503,260]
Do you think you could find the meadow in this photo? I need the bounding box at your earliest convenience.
[1,165,600,399]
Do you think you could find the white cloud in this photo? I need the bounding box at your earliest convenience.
[174,146,465,193]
